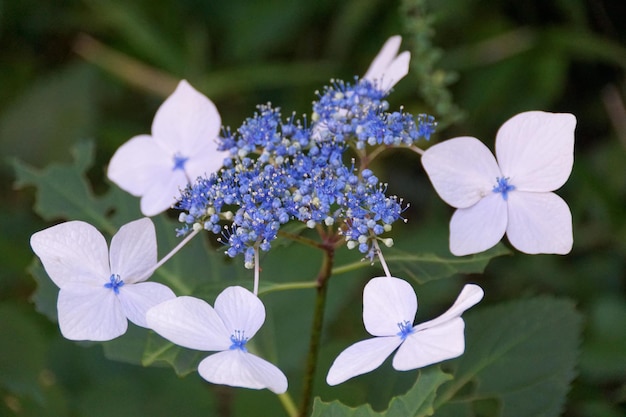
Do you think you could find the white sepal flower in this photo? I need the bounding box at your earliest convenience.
[363,35,410,92]
[146,287,288,394]
[30,218,175,341]
[326,277,483,385]
[108,80,228,216]
[422,111,576,256]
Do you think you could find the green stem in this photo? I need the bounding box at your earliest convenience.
[298,240,335,417]
[278,392,299,417]
[278,230,327,250]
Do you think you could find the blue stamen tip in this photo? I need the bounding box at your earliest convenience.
[396,320,414,340]
[492,177,515,200]
[173,153,189,171]
[104,274,124,294]
[229,330,248,351]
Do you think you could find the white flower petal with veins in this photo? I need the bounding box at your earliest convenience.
[326,277,483,385]
[363,35,411,92]
[108,80,228,216]
[422,111,576,255]
[30,218,175,341]
[147,287,288,394]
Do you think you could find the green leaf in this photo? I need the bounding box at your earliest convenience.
[332,244,510,284]
[434,297,582,417]
[0,302,49,402]
[12,141,119,234]
[311,367,453,417]
[579,296,626,382]
[27,259,59,322]
[141,332,205,376]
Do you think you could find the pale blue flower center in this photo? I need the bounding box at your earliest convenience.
[396,320,414,340]
[492,177,515,200]
[229,330,248,352]
[172,153,189,171]
[104,274,124,294]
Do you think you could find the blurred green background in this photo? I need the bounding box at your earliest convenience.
[1,0,625,416]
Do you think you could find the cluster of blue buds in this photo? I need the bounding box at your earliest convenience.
[177,76,436,266]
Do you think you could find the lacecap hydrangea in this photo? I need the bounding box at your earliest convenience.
[176,44,436,267]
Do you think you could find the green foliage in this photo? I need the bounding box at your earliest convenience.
[312,367,452,417]
[3,0,625,416]
[435,297,582,417]
[12,141,126,234]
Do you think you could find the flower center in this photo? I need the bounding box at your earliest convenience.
[396,320,414,340]
[104,274,124,294]
[492,177,515,200]
[172,153,189,171]
[229,330,249,352]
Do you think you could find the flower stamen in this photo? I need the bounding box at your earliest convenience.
[173,153,189,171]
[229,330,249,352]
[104,274,124,294]
[492,177,515,200]
[396,320,414,340]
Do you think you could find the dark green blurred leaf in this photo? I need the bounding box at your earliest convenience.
[141,332,205,376]
[333,244,510,284]
[13,140,117,233]
[579,296,626,382]
[311,366,452,417]
[0,64,96,167]
[435,297,582,417]
[0,302,48,402]
[84,0,183,73]
[28,259,59,322]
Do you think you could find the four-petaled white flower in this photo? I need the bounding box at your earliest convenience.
[30,218,175,341]
[108,80,228,216]
[363,35,410,93]
[146,286,288,394]
[326,277,483,385]
[421,111,576,256]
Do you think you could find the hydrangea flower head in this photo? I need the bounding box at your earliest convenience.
[326,277,483,385]
[30,218,175,341]
[422,111,576,256]
[146,286,288,394]
[175,36,436,266]
[108,80,228,216]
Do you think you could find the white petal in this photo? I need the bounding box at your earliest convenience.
[422,137,501,208]
[198,350,288,394]
[214,286,265,339]
[139,169,188,216]
[57,283,126,341]
[107,134,172,197]
[326,336,402,386]
[109,218,157,283]
[363,277,417,336]
[363,36,410,91]
[449,193,508,256]
[413,284,484,331]
[393,318,465,371]
[185,142,229,181]
[506,191,573,254]
[30,221,109,288]
[118,282,176,328]
[364,36,401,80]
[151,80,222,157]
[146,296,231,351]
[495,111,576,192]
